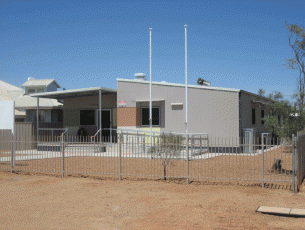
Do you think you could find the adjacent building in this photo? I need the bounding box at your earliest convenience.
[0,78,63,124]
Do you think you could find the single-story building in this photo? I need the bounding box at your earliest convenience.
[29,76,271,150]
[116,77,271,146]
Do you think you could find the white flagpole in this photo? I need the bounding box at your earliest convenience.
[185,25,188,134]
[149,28,152,145]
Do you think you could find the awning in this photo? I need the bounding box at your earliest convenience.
[29,87,117,99]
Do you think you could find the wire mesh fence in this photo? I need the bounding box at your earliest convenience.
[0,129,298,192]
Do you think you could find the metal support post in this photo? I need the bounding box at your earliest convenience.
[11,132,15,172]
[37,97,39,144]
[186,134,189,185]
[262,133,264,188]
[99,89,102,143]
[292,134,296,193]
[119,133,122,181]
[61,135,65,177]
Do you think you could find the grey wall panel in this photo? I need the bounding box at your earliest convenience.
[118,81,239,139]
[63,94,117,110]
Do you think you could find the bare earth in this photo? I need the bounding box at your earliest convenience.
[1,171,305,230]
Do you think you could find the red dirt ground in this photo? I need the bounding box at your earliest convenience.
[1,171,305,230]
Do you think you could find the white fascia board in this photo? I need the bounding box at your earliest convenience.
[117,78,240,93]
[30,87,116,97]
[136,99,165,102]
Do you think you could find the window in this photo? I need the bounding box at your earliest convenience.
[80,110,95,125]
[37,88,45,93]
[27,89,35,94]
[26,110,46,122]
[261,110,264,125]
[252,108,256,125]
[141,107,160,126]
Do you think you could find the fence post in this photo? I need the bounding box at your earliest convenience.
[119,133,122,181]
[261,133,264,188]
[11,132,15,173]
[292,134,296,193]
[186,134,189,185]
[143,136,145,154]
[61,134,65,178]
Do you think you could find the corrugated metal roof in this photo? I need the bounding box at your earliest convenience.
[0,80,24,101]
[21,79,61,88]
[30,87,117,99]
[117,78,240,93]
[0,80,62,115]
[14,95,62,109]
[0,80,22,92]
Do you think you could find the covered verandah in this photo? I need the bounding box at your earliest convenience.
[31,87,117,142]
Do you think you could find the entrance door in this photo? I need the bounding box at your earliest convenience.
[97,109,111,140]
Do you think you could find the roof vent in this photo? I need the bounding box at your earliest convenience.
[28,77,35,81]
[134,73,147,81]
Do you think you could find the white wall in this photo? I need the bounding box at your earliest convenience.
[0,101,15,133]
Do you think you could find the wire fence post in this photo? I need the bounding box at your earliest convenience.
[11,132,15,173]
[119,133,122,181]
[292,134,296,193]
[261,133,264,188]
[61,134,65,178]
[186,134,189,185]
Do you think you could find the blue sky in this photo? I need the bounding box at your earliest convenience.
[1,0,305,100]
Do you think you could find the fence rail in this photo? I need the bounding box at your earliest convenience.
[0,131,298,192]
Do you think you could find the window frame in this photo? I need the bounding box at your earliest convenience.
[141,107,160,127]
[80,109,96,126]
[252,108,256,125]
[36,88,45,93]
[27,88,36,94]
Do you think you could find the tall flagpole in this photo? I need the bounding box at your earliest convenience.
[185,25,188,134]
[149,28,152,145]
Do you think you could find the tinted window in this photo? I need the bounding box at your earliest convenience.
[141,107,160,126]
[252,108,256,125]
[80,110,95,125]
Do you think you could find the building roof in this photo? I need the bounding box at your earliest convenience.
[240,90,271,102]
[0,80,24,101]
[30,87,117,99]
[117,78,240,93]
[21,79,61,88]
[0,80,26,116]
[14,95,62,109]
[0,80,62,110]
